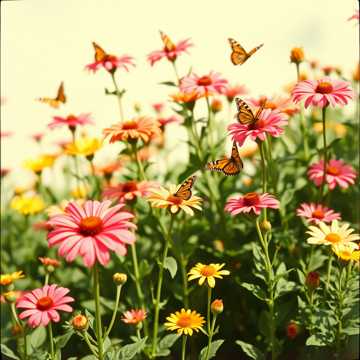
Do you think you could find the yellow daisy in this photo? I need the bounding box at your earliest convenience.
[306,220,360,247]
[164,309,205,336]
[147,184,202,216]
[0,271,25,286]
[65,136,102,157]
[188,263,230,288]
[10,193,45,215]
[332,243,360,262]
[24,154,56,174]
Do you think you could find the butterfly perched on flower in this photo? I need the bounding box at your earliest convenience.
[92,42,107,62]
[235,97,266,125]
[206,141,243,176]
[228,38,264,66]
[37,82,66,108]
[160,30,176,52]
[173,175,196,200]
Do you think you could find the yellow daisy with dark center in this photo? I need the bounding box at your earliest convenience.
[187,263,230,288]
[164,309,205,336]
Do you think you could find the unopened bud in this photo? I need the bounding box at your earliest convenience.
[71,314,88,331]
[210,99,223,113]
[113,273,127,286]
[290,47,304,64]
[261,220,272,231]
[4,291,17,303]
[211,299,224,315]
[305,271,320,289]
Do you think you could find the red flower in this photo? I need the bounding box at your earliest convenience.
[48,114,93,129]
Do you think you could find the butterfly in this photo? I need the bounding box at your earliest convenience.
[173,175,197,200]
[228,38,264,65]
[160,31,175,51]
[235,97,266,125]
[92,42,108,62]
[206,141,243,176]
[37,82,66,108]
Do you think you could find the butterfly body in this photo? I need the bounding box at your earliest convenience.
[93,42,107,62]
[228,38,263,65]
[173,175,196,200]
[235,97,265,125]
[37,82,66,108]
[206,142,243,176]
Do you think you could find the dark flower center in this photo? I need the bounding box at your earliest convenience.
[243,192,260,206]
[312,209,324,219]
[315,81,333,94]
[79,216,103,236]
[197,76,212,86]
[167,195,183,205]
[36,296,54,311]
[326,165,340,176]
[122,121,138,130]
[122,181,138,193]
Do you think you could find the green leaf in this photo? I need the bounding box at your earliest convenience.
[236,340,264,360]
[305,335,327,346]
[30,325,47,348]
[199,339,224,360]
[164,257,178,278]
[158,333,180,350]
[0,344,20,360]
[241,283,267,301]
[117,337,147,360]
[55,331,74,349]
[159,81,176,87]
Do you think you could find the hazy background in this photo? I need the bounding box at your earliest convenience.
[1,0,358,178]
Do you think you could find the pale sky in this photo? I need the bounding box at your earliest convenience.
[1,0,358,176]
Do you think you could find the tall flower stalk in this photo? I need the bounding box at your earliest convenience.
[110,73,125,121]
[320,106,328,200]
[93,264,104,360]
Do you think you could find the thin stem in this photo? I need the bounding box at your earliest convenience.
[110,73,124,121]
[103,285,122,340]
[320,106,328,200]
[181,335,187,360]
[180,254,189,308]
[44,273,49,286]
[259,141,268,222]
[171,61,181,85]
[48,322,55,360]
[84,331,99,357]
[131,142,147,181]
[206,287,212,334]
[204,315,217,360]
[325,252,333,293]
[10,303,26,360]
[151,217,174,357]
[205,96,214,151]
[93,264,104,360]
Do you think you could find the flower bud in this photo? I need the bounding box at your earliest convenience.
[305,271,320,289]
[211,299,224,315]
[210,99,223,113]
[71,314,88,331]
[213,240,224,252]
[11,324,24,336]
[113,273,127,285]
[4,291,17,303]
[290,47,304,64]
[286,321,299,339]
[260,220,272,231]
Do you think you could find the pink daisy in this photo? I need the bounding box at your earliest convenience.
[102,181,159,203]
[225,192,279,216]
[228,108,288,146]
[157,115,182,127]
[347,10,359,22]
[180,71,228,97]
[47,200,136,267]
[48,114,93,130]
[31,133,45,142]
[147,31,192,66]
[122,309,147,325]
[16,284,74,328]
[0,131,13,138]
[296,203,341,224]
[308,159,357,190]
[224,84,248,102]
[292,77,353,108]
[152,102,165,114]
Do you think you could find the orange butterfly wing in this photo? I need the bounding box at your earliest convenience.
[228,38,248,65]
[37,82,66,108]
[173,175,196,200]
[92,42,107,62]
[160,30,175,51]
[55,82,66,103]
[235,98,256,125]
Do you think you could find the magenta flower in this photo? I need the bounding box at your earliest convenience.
[225,192,279,216]
[180,71,228,97]
[296,203,341,224]
[17,284,74,328]
[157,115,182,127]
[292,78,353,108]
[48,114,93,129]
[147,31,192,66]
[228,108,288,146]
[308,159,357,190]
[47,200,136,267]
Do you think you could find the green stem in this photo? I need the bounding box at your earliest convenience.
[204,315,217,360]
[181,335,187,360]
[93,264,104,360]
[171,61,181,85]
[320,106,328,200]
[132,143,147,181]
[180,254,189,308]
[259,141,268,222]
[44,273,49,286]
[10,303,26,360]
[48,322,55,360]
[206,287,212,334]
[84,331,99,357]
[205,97,214,151]
[151,217,174,357]
[103,285,122,340]
[110,73,124,121]
[325,252,333,293]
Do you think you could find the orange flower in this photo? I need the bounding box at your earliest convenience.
[38,257,60,268]
[170,91,202,104]
[103,117,161,143]
[122,309,147,325]
[290,47,304,64]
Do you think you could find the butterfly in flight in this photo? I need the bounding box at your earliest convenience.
[206,141,243,176]
[228,38,264,65]
[92,42,108,62]
[173,175,197,200]
[37,82,66,108]
[235,97,266,126]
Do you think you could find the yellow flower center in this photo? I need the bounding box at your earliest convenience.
[200,265,216,277]
[176,314,192,328]
[243,192,260,206]
[122,120,138,130]
[79,216,103,236]
[36,296,53,311]
[197,76,212,86]
[325,232,341,244]
[167,195,183,205]
[326,165,340,176]
[315,81,333,94]
[312,209,324,219]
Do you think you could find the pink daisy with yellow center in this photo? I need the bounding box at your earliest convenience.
[308,159,357,190]
[225,192,279,216]
[296,203,341,224]
[47,200,136,267]
[292,77,353,108]
[17,284,74,328]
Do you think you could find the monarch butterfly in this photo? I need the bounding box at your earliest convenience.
[206,141,243,176]
[235,97,266,125]
[159,31,176,51]
[173,175,197,200]
[92,42,107,62]
[37,82,66,108]
[228,38,264,65]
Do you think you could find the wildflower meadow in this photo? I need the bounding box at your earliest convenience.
[1,2,359,359]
